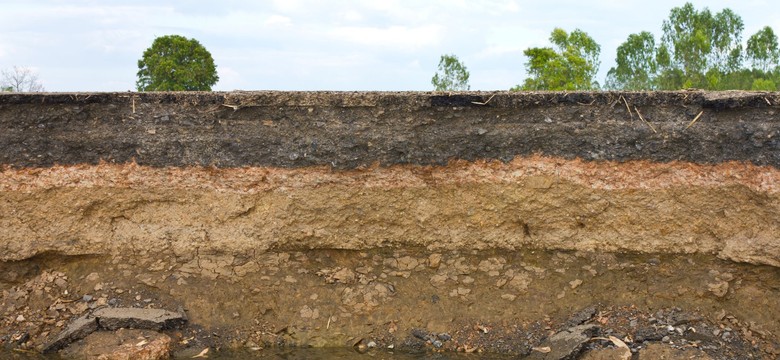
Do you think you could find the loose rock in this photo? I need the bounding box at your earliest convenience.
[526,324,599,360]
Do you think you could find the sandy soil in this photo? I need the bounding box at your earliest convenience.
[1,157,779,267]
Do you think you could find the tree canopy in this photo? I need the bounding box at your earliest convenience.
[746,26,780,72]
[136,35,219,91]
[517,28,600,91]
[432,54,470,91]
[605,2,780,91]
[605,32,658,90]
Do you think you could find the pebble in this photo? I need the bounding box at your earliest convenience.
[82,295,94,302]
[569,279,583,289]
[428,254,442,269]
[662,336,670,342]
[16,314,25,322]
[411,328,429,340]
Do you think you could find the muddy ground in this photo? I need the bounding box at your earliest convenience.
[2,249,780,359]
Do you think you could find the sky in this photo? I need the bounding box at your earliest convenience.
[1,0,779,92]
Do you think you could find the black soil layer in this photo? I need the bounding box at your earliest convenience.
[0,91,779,169]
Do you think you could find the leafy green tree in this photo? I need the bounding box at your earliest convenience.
[605,32,658,90]
[746,26,780,72]
[658,3,744,89]
[518,28,600,90]
[136,35,219,91]
[431,54,470,91]
[751,77,776,91]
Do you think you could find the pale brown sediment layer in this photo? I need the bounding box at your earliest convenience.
[2,156,779,193]
[1,156,779,266]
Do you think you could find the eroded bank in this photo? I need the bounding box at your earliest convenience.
[1,91,780,358]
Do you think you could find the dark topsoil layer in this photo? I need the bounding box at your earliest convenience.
[1,91,779,169]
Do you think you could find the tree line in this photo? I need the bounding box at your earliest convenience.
[433,2,780,92]
[3,2,777,93]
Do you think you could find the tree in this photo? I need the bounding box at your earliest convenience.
[1,66,45,92]
[518,28,600,90]
[431,54,470,91]
[746,26,780,72]
[605,32,659,90]
[658,2,744,89]
[136,35,219,91]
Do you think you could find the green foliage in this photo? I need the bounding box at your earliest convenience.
[605,32,658,90]
[432,54,470,91]
[136,35,219,91]
[659,2,744,89]
[518,28,600,91]
[746,26,780,72]
[604,2,780,91]
[751,78,776,91]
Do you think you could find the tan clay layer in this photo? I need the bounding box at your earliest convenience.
[1,156,779,193]
[1,156,779,266]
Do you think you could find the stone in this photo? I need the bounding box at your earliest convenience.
[43,313,100,353]
[396,256,419,271]
[43,307,187,353]
[59,328,171,360]
[526,324,599,360]
[428,253,442,269]
[564,306,597,328]
[94,307,187,331]
[411,328,429,340]
[569,279,583,289]
[707,280,729,297]
[300,305,319,319]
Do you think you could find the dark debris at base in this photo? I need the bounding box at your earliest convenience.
[393,305,770,360]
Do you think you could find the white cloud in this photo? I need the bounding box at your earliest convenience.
[476,45,524,59]
[88,29,145,53]
[264,14,292,27]
[340,10,363,22]
[329,25,443,51]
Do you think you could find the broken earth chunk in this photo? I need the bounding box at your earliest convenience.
[43,307,187,353]
[526,324,599,360]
